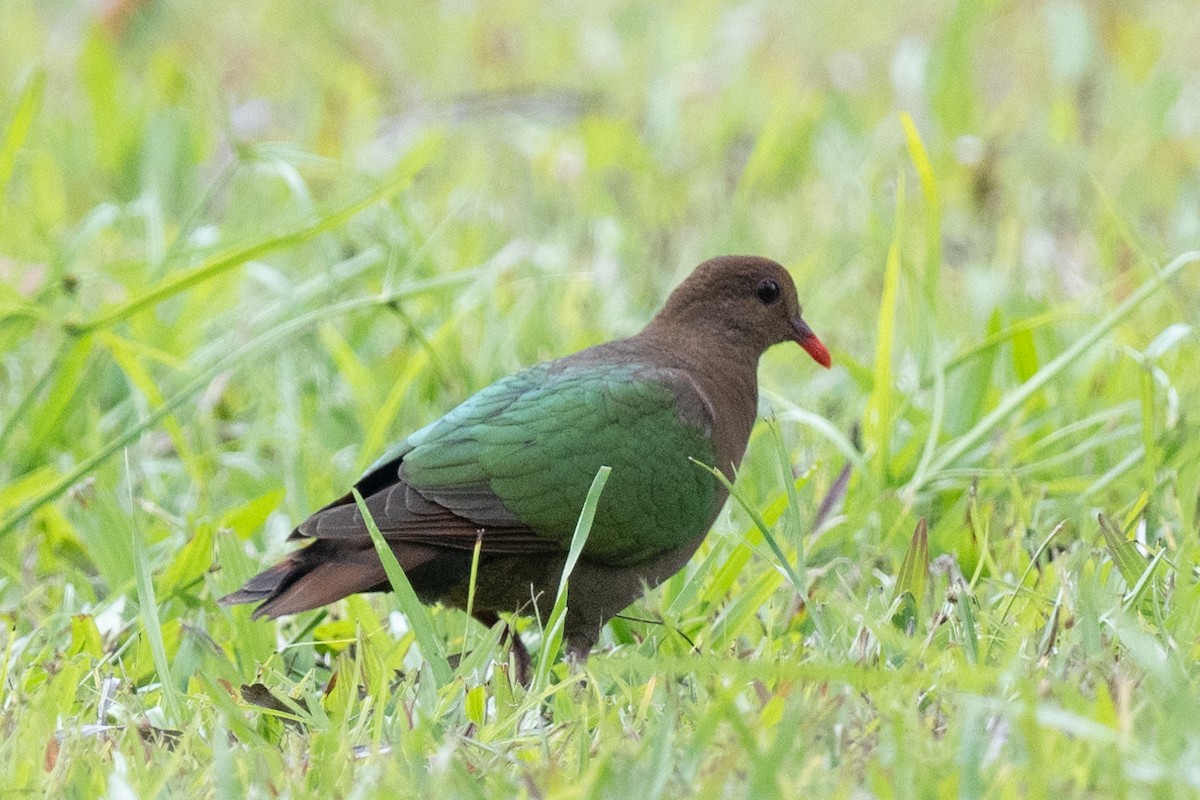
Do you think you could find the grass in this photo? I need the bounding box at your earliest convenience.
[2,0,1200,796]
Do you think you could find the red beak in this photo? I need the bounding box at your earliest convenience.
[792,317,831,369]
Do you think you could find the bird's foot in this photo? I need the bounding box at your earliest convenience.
[507,628,532,688]
[562,638,593,690]
[475,610,532,688]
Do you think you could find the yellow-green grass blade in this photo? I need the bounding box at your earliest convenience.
[101,331,204,487]
[20,335,94,465]
[900,113,941,317]
[891,518,929,635]
[917,309,1070,392]
[0,68,43,195]
[461,533,485,669]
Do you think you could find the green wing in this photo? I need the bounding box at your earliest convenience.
[400,361,718,566]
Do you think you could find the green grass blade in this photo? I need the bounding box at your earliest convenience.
[0,336,70,456]
[893,518,929,606]
[352,487,453,687]
[533,465,610,689]
[126,452,183,724]
[1097,513,1147,588]
[908,353,947,496]
[914,250,1200,490]
[767,419,807,574]
[917,309,1070,391]
[101,331,203,486]
[988,522,1067,661]
[767,399,866,471]
[559,466,612,603]
[891,518,929,634]
[22,334,94,462]
[0,272,475,538]
[0,68,44,195]
[955,588,979,664]
[696,461,803,591]
[462,533,485,666]
[68,134,440,335]
[1123,548,1165,611]
[1121,492,1150,533]
[865,176,904,485]
[1082,446,1146,499]
[695,458,828,641]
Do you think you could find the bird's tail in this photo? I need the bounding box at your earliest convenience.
[218,541,437,619]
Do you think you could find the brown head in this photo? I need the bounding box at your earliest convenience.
[646,255,831,367]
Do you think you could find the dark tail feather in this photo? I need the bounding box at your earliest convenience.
[218,541,439,619]
[245,560,387,618]
[218,561,296,610]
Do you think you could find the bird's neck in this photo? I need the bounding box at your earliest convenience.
[642,311,767,357]
[628,320,763,473]
[637,318,765,388]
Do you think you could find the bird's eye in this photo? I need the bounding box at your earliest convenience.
[756,279,781,305]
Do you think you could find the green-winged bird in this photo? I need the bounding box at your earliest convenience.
[221,255,830,678]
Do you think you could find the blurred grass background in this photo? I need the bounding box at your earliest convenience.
[2,0,1200,796]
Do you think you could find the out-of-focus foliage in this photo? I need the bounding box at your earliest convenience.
[1,0,1199,796]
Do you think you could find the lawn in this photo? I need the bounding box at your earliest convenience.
[2,0,1200,796]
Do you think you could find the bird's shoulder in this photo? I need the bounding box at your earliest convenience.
[413,343,716,453]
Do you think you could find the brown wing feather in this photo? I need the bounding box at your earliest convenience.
[293,479,554,552]
[220,470,559,619]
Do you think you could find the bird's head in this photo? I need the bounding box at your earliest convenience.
[650,255,831,368]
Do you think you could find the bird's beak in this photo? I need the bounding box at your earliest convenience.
[791,316,832,369]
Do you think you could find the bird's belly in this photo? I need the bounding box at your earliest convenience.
[449,531,709,648]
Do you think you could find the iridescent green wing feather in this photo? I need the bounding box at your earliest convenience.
[400,361,718,565]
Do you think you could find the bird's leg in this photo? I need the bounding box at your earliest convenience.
[562,635,594,693]
[564,630,596,670]
[474,611,531,688]
[505,627,532,688]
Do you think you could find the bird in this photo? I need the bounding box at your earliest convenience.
[220,255,831,680]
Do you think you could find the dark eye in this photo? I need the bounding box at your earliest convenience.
[756,279,781,305]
